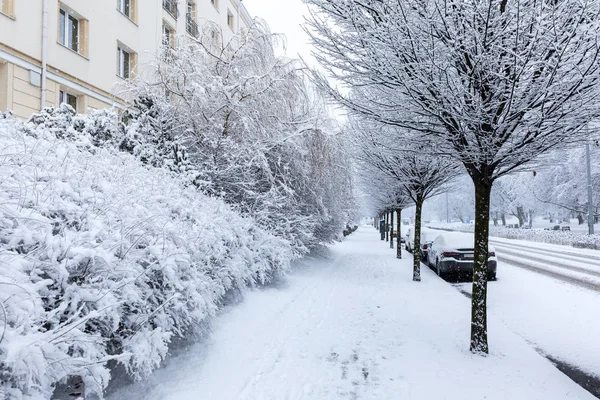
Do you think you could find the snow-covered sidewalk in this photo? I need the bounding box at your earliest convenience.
[108,228,594,400]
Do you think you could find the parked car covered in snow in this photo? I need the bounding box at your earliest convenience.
[427,233,497,280]
[390,228,406,242]
[405,228,439,261]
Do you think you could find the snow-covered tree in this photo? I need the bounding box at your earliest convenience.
[122,21,354,252]
[349,119,459,279]
[305,0,600,353]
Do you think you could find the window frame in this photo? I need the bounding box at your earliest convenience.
[186,1,199,38]
[59,8,80,53]
[59,89,78,112]
[162,23,174,48]
[227,9,234,31]
[117,0,131,18]
[117,46,132,79]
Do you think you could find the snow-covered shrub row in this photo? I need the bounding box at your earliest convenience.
[427,222,600,249]
[0,112,294,399]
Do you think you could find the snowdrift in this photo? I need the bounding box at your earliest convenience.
[0,112,294,399]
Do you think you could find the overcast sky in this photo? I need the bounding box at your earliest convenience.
[242,0,316,65]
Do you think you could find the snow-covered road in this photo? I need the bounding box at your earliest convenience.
[488,237,600,289]
[108,228,595,400]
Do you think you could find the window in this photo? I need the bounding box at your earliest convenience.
[211,30,221,45]
[59,90,78,111]
[117,0,130,17]
[162,23,174,48]
[210,0,219,10]
[59,9,79,52]
[117,0,137,22]
[186,1,199,38]
[227,9,234,30]
[163,0,178,19]
[117,46,131,79]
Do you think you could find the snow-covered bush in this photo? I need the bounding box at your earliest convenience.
[0,112,293,399]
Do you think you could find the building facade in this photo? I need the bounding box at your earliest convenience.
[0,0,252,119]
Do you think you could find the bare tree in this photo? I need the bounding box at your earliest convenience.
[305,0,600,353]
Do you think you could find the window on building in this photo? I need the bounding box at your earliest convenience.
[186,1,199,38]
[162,23,174,48]
[117,0,130,17]
[162,0,178,19]
[59,90,78,111]
[117,46,132,79]
[227,9,234,30]
[211,0,219,10]
[59,8,80,52]
[117,0,137,22]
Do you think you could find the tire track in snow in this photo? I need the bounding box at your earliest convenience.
[489,239,600,263]
[493,245,600,279]
[498,256,600,292]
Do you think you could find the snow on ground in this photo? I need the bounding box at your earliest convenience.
[108,228,594,400]
[453,262,600,381]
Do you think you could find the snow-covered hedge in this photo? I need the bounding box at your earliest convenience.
[428,222,600,249]
[0,110,294,399]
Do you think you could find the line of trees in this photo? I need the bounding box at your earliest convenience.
[305,0,600,353]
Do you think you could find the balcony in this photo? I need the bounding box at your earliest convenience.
[162,0,179,20]
[186,13,199,38]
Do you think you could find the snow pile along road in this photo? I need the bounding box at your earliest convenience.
[428,221,600,249]
[110,228,595,400]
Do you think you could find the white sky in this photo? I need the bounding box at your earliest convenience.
[242,0,347,121]
[242,0,316,65]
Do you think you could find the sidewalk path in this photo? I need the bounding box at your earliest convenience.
[108,228,594,400]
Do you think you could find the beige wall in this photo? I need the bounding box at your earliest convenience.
[87,96,111,111]
[0,62,62,119]
[0,63,39,119]
[0,0,253,118]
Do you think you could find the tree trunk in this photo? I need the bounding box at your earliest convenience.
[501,213,506,226]
[396,208,402,259]
[470,178,492,354]
[385,212,389,242]
[390,210,394,248]
[516,206,526,227]
[413,196,424,282]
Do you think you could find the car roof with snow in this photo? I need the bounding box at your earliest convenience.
[434,232,495,251]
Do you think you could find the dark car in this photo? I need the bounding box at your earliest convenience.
[544,225,561,231]
[427,233,497,280]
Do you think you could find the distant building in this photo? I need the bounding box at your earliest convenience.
[0,0,252,119]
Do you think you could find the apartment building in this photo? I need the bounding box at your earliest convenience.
[0,0,252,119]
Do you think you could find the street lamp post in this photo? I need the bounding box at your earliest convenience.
[446,190,449,223]
[586,142,594,235]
